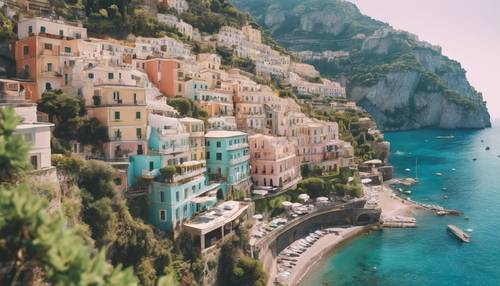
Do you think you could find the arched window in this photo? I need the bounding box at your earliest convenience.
[45,82,52,91]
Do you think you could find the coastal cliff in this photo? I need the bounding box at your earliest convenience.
[232,0,491,130]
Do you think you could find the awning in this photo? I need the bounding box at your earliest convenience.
[252,189,269,196]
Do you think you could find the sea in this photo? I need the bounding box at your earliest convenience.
[302,119,500,286]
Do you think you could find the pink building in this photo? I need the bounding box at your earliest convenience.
[144,58,185,97]
[248,134,301,191]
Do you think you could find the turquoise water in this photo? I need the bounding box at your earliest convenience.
[303,120,500,286]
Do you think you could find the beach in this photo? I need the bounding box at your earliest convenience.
[268,185,419,286]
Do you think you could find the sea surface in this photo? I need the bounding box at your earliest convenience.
[302,120,500,286]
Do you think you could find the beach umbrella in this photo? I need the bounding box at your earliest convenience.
[253,214,263,220]
[361,178,372,184]
[348,176,354,183]
[281,201,293,207]
[298,193,310,202]
[316,197,329,202]
[292,202,303,208]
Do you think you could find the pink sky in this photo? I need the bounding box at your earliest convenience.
[348,0,500,118]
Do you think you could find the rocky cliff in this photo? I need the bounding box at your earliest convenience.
[232,0,491,130]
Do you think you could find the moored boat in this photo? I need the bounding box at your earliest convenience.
[447,224,470,243]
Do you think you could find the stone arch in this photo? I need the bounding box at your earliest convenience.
[357,213,371,225]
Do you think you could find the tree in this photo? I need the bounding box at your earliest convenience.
[0,183,138,286]
[0,107,31,183]
[160,165,177,183]
[77,118,109,151]
[298,177,328,198]
[37,91,85,123]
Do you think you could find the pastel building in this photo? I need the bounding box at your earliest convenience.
[148,114,190,164]
[205,131,251,196]
[179,117,206,162]
[87,85,148,160]
[208,116,237,131]
[144,58,185,97]
[17,16,87,40]
[0,79,53,171]
[248,134,301,191]
[15,33,80,102]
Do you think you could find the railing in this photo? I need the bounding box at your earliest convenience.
[172,167,207,183]
[227,142,249,151]
[229,155,250,165]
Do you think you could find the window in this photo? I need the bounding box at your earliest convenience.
[216,153,222,161]
[206,151,210,160]
[184,188,188,199]
[64,47,71,53]
[136,128,142,139]
[47,63,52,71]
[44,43,52,50]
[88,73,94,79]
[45,82,52,91]
[40,26,46,33]
[176,191,180,202]
[135,111,141,119]
[30,155,38,169]
[108,73,114,79]
[160,191,165,203]
[149,161,154,171]
[23,46,29,55]
[159,210,166,221]
[114,111,120,120]
[28,26,32,34]
[178,83,182,93]
[59,30,64,36]
[216,141,221,148]
[206,141,210,146]
[64,74,68,85]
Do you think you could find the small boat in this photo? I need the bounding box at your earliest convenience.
[436,211,447,216]
[485,146,490,151]
[441,188,448,191]
[403,190,412,195]
[443,195,449,199]
[436,135,455,139]
[472,158,477,161]
[436,172,443,176]
[451,168,456,171]
[447,224,470,243]
[464,216,470,220]
[405,168,411,172]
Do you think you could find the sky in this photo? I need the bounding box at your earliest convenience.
[348,0,500,118]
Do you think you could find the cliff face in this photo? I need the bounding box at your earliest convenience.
[232,0,491,130]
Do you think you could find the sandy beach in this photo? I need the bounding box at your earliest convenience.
[267,185,421,286]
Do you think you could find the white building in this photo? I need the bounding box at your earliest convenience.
[18,16,87,40]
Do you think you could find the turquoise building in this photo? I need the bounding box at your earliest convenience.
[205,130,251,197]
[128,115,220,233]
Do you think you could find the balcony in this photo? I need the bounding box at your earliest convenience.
[172,167,207,183]
[227,142,248,151]
[229,155,250,165]
[160,145,190,155]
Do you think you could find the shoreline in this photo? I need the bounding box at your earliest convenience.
[292,225,372,286]
[271,185,422,286]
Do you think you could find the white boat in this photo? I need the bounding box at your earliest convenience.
[405,168,411,172]
[436,172,443,176]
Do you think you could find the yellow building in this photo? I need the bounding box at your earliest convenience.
[180,117,206,162]
[88,84,148,160]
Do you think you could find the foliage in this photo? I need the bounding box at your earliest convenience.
[0,183,138,286]
[167,97,208,119]
[0,9,16,41]
[76,117,109,152]
[298,177,328,198]
[181,0,250,34]
[160,165,177,183]
[0,107,31,183]
[217,236,267,286]
[76,160,174,285]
